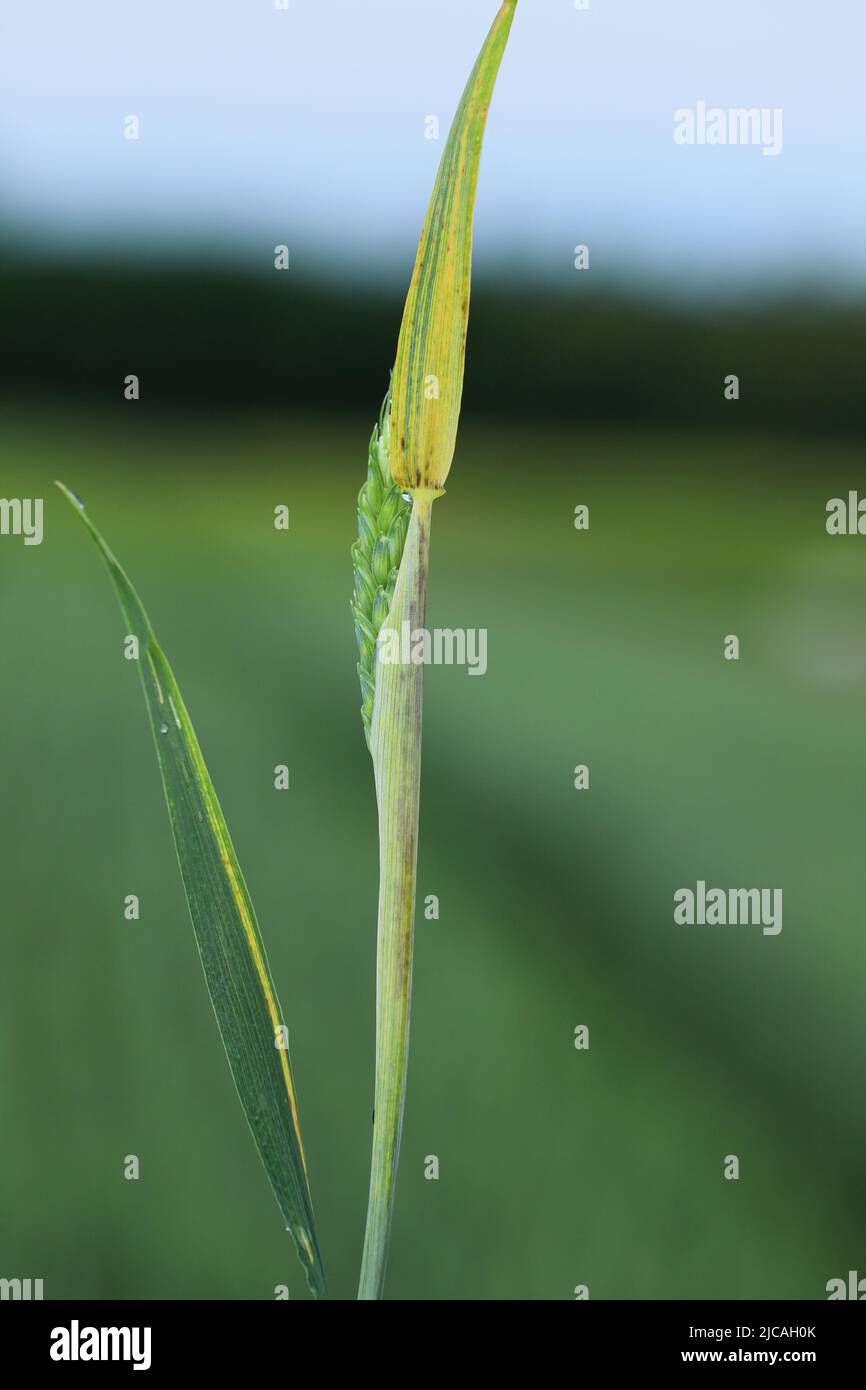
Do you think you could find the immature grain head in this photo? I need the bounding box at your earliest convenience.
[351,390,411,745]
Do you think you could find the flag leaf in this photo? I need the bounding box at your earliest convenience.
[389,0,517,495]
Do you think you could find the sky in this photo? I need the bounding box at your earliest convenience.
[1,0,864,291]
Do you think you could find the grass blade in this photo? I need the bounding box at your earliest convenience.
[56,482,327,1299]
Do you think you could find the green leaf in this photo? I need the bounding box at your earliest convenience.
[389,0,517,495]
[56,482,327,1300]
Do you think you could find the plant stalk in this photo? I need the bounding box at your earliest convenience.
[358,493,434,1299]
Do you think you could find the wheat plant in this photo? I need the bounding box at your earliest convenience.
[354,0,516,1299]
[58,0,516,1302]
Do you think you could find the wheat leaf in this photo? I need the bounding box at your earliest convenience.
[56,482,327,1300]
[389,0,517,494]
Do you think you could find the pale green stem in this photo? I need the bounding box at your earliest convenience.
[358,493,434,1300]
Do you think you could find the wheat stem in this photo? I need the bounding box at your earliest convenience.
[358,494,434,1300]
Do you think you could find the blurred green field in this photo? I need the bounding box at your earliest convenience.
[1,406,864,1299]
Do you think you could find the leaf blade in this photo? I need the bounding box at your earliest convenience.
[389,0,517,494]
[56,482,327,1299]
